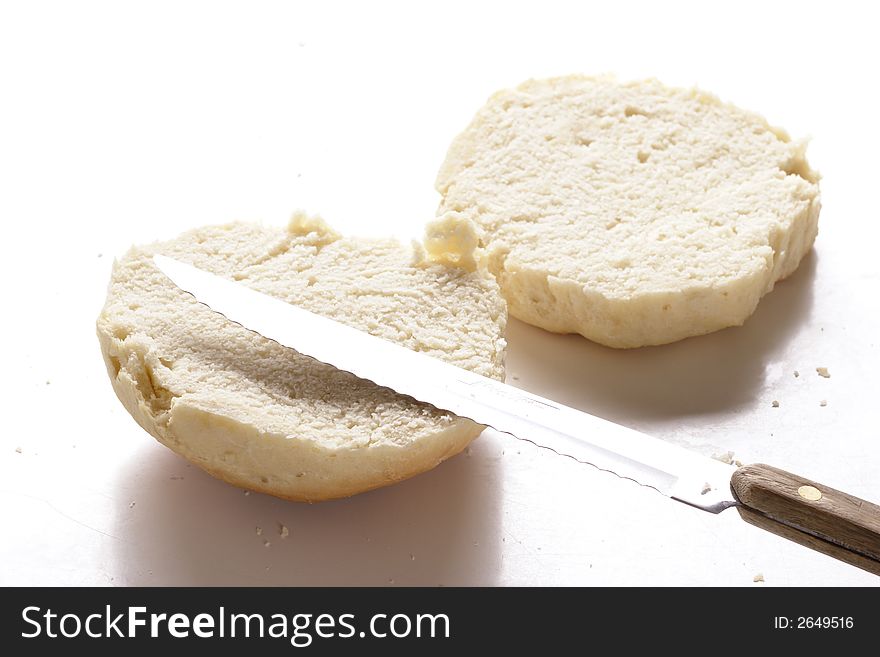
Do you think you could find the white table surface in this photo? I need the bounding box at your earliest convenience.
[2,0,878,586]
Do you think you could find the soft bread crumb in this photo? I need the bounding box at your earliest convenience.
[435,75,820,348]
[409,239,427,266]
[279,524,289,538]
[771,400,780,408]
[97,220,507,501]
[287,211,340,245]
[15,447,21,454]
[820,400,827,407]
[424,211,482,272]
[753,573,765,583]
[255,526,263,536]
[794,370,800,378]
[816,367,830,378]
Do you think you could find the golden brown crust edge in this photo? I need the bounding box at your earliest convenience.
[97,314,486,503]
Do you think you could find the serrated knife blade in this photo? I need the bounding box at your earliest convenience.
[153,254,736,513]
[152,254,880,575]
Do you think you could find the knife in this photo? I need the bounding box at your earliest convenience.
[154,254,880,575]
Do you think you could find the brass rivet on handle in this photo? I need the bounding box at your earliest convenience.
[797,485,822,501]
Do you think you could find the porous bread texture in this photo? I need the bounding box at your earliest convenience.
[430,75,821,348]
[97,215,507,501]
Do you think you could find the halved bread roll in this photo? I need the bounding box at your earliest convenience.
[430,75,820,347]
[97,215,507,501]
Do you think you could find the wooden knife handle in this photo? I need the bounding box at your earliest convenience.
[731,464,880,575]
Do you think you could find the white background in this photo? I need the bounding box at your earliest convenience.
[1,0,878,585]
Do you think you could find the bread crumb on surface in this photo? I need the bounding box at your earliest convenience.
[279,524,289,538]
[793,370,799,378]
[255,526,263,536]
[734,459,744,467]
[753,573,765,583]
[712,451,735,465]
[15,447,22,454]
[128,501,136,509]
[700,482,712,495]
[243,490,251,496]
[263,539,271,548]
[771,400,779,408]
[820,400,827,407]
[816,367,830,378]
